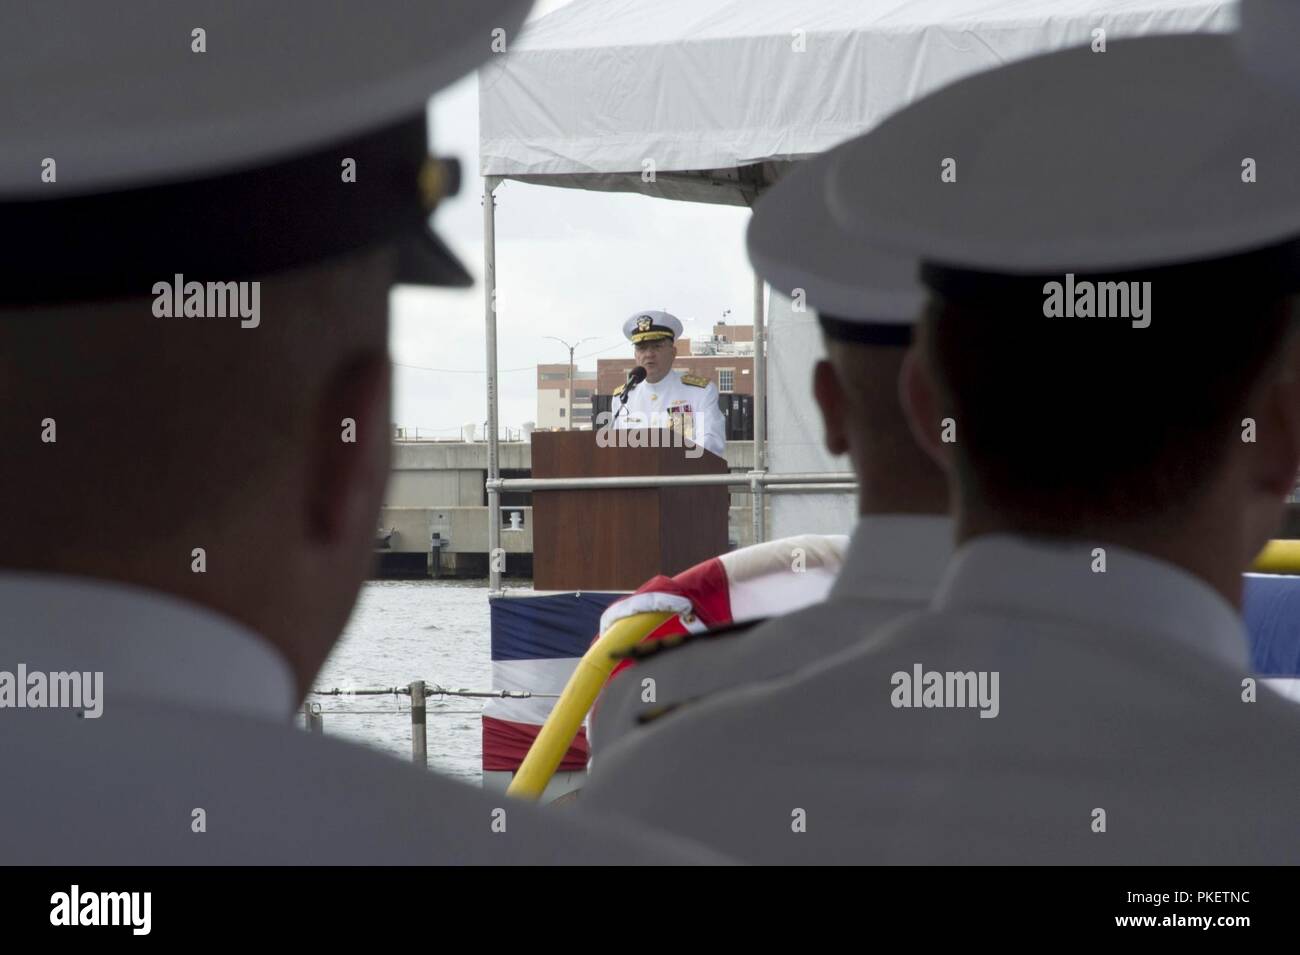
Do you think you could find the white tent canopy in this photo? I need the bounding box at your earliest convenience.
[477,0,1238,559]
[481,0,1236,206]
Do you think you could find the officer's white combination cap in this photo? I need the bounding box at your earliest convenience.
[747,144,923,346]
[825,24,1300,309]
[624,310,684,344]
[2,0,534,303]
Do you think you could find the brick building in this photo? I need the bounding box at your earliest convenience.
[536,363,596,430]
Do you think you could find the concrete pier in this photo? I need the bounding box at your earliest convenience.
[375,438,765,579]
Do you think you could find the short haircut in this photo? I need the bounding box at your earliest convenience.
[922,292,1298,531]
[821,331,913,448]
[820,328,945,499]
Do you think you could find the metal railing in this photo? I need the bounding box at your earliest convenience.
[301,680,556,765]
[486,470,854,492]
[393,427,529,443]
[483,469,857,591]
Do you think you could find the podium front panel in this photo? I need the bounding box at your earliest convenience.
[531,430,729,591]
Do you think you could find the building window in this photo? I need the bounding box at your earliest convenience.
[719,368,735,393]
[559,388,566,398]
[540,371,569,381]
[559,408,566,418]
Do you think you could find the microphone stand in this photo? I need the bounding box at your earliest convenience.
[612,392,631,424]
[611,370,644,424]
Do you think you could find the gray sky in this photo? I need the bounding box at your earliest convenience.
[390,0,755,437]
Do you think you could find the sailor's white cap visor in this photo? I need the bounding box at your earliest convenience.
[747,144,924,345]
[1,0,535,302]
[826,32,1300,301]
[625,310,684,344]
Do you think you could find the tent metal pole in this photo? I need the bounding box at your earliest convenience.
[751,270,767,544]
[484,176,503,593]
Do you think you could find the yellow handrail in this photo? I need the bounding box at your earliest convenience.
[1252,539,1300,574]
[507,610,673,800]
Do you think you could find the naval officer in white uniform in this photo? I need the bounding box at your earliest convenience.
[609,310,727,458]
[582,25,1300,863]
[589,149,951,757]
[0,1,723,865]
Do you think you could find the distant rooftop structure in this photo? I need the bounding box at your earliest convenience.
[690,338,754,357]
[686,321,755,356]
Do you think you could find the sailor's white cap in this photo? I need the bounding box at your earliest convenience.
[624,310,684,344]
[825,30,1300,300]
[747,145,924,345]
[1,0,535,302]
[3,0,532,199]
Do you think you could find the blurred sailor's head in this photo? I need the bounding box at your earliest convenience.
[0,0,536,696]
[824,32,1300,600]
[747,151,946,518]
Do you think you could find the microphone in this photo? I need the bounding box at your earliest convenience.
[624,365,647,393]
[612,366,647,423]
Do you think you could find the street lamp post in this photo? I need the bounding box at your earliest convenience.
[543,335,598,429]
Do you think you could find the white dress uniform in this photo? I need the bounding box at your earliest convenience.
[583,22,1300,864]
[581,538,1300,864]
[0,573,727,864]
[613,367,726,459]
[610,310,727,458]
[589,516,952,757]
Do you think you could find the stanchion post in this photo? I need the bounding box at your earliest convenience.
[410,681,427,767]
[304,702,323,734]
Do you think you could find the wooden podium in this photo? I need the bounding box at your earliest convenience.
[531,430,730,591]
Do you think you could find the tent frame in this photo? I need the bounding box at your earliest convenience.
[481,175,815,594]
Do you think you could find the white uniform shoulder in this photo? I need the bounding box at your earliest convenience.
[3,699,728,864]
[585,598,1300,864]
[590,592,921,758]
[0,575,729,865]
